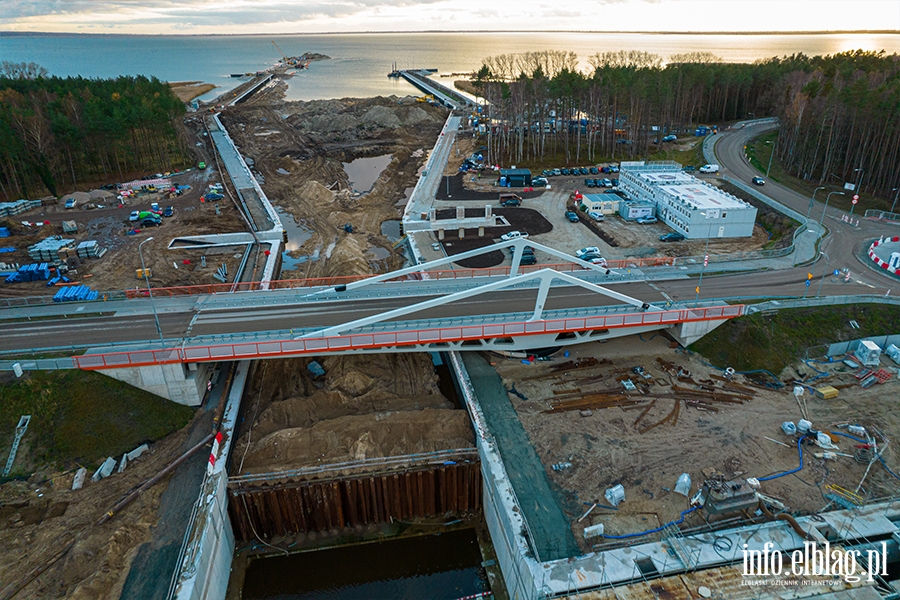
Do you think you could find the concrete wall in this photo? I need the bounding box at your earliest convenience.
[100,361,212,406]
[171,360,248,600]
[669,316,731,347]
[449,351,542,600]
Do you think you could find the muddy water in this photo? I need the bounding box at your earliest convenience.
[343,154,392,194]
[242,528,489,599]
[277,207,316,270]
[380,219,402,242]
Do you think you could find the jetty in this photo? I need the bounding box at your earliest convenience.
[397,69,475,110]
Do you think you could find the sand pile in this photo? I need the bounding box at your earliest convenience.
[233,354,473,476]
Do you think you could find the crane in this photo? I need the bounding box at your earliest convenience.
[271,40,287,61]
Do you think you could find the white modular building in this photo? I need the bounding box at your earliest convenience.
[618,161,757,239]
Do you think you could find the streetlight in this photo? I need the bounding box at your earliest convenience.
[891,187,899,216]
[138,237,165,348]
[850,168,864,215]
[807,186,826,221]
[820,191,845,228]
[694,211,714,303]
[765,140,775,177]
[816,251,831,298]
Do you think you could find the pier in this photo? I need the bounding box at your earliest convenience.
[399,69,475,110]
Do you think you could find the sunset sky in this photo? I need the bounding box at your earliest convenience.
[2,0,899,35]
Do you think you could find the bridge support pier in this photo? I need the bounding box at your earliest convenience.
[98,361,213,406]
[669,317,730,347]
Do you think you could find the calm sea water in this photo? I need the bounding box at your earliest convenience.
[2,32,899,102]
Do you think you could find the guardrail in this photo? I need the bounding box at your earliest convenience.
[73,304,744,369]
[865,209,900,223]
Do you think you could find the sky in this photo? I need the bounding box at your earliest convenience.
[1,0,899,35]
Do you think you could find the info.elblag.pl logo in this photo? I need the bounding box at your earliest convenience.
[742,541,888,583]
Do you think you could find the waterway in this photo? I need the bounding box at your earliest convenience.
[241,528,489,600]
[4,32,900,103]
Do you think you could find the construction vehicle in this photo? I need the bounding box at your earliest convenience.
[416,94,435,104]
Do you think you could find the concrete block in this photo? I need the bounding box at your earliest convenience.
[458,227,464,239]
[117,453,128,473]
[92,456,116,482]
[127,443,149,461]
[72,467,87,490]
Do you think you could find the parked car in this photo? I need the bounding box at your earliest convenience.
[575,246,601,259]
[141,217,162,227]
[431,242,441,251]
[587,211,605,222]
[64,198,77,209]
[532,176,548,187]
[579,167,589,175]
[501,197,521,207]
[561,168,570,176]
[129,210,140,222]
[551,168,562,176]
[752,176,765,186]
[601,178,613,188]
[520,254,537,265]
[204,192,224,201]
[659,232,685,242]
[588,257,608,266]
[600,166,611,174]
[163,206,175,217]
[682,165,696,173]
[501,231,528,241]
[589,166,599,174]
[565,211,580,222]
[609,165,619,173]
[611,178,619,187]
[509,245,535,256]
[542,169,552,177]
[662,134,677,142]
[585,178,595,188]
[699,164,719,173]
[636,216,658,224]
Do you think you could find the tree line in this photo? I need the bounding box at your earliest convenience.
[0,68,189,200]
[472,49,900,201]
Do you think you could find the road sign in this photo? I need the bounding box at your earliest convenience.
[852,195,859,205]
[844,182,856,191]
[806,280,811,287]
[703,254,709,267]
[834,269,840,276]
[807,272,813,280]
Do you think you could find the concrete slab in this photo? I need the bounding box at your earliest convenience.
[92,456,116,481]
[461,352,580,561]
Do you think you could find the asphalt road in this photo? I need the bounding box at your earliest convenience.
[2,120,897,357]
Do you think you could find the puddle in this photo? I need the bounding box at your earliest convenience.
[381,220,402,242]
[342,154,392,194]
[276,207,315,271]
[366,246,391,261]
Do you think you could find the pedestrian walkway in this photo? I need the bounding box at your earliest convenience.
[461,352,580,561]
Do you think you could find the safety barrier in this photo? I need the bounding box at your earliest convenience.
[73,304,743,369]
[868,236,900,276]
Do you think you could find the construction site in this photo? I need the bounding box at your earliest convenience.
[1,61,900,600]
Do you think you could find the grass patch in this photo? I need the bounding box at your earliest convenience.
[689,304,900,374]
[719,181,799,249]
[0,370,195,474]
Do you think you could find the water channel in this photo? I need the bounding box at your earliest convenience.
[241,528,489,599]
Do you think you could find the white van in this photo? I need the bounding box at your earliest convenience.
[699,164,719,173]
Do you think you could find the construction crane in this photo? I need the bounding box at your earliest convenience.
[272,40,287,61]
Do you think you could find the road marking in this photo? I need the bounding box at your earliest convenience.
[648,283,674,303]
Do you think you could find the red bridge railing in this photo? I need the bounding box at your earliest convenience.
[75,303,742,370]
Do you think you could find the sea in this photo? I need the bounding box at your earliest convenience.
[2,31,900,103]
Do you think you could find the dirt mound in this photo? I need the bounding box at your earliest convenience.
[361,105,401,128]
[240,408,473,472]
[399,106,438,126]
[297,180,335,205]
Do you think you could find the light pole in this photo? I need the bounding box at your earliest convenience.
[850,168,864,214]
[807,186,826,221]
[765,140,775,177]
[138,237,165,347]
[815,251,831,298]
[695,212,713,303]
[820,191,845,228]
[891,187,899,216]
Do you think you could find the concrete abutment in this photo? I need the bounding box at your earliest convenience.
[98,361,213,406]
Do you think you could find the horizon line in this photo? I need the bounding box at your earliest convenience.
[2,29,899,37]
